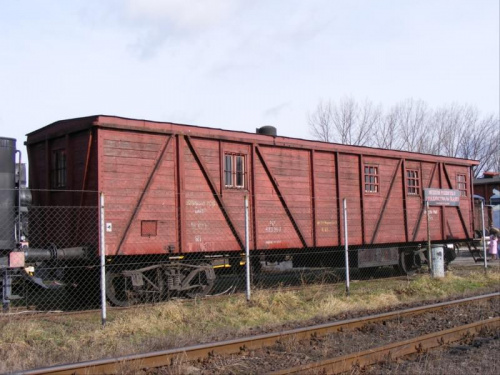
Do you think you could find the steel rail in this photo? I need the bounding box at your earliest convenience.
[18,293,499,375]
[269,317,500,374]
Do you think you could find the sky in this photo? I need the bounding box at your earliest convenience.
[0,0,498,159]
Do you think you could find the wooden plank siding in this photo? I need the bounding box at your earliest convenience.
[26,129,98,248]
[25,115,478,257]
[98,130,177,256]
[257,146,311,248]
[338,153,362,245]
[254,146,304,250]
[314,151,338,247]
[184,136,244,253]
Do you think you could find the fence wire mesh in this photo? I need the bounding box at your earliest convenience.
[1,189,100,312]
[1,187,482,317]
[2,185,496,375]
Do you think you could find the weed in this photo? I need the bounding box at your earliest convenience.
[1,266,498,373]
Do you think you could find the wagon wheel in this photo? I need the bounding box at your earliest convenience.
[105,271,139,307]
[148,268,166,303]
[106,268,165,306]
[182,264,216,298]
[446,244,459,265]
[398,249,421,276]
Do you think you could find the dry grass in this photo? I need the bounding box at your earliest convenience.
[1,266,499,373]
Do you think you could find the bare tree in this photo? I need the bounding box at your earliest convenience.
[394,99,432,153]
[352,99,382,146]
[430,104,462,157]
[308,97,381,146]
[429,104,477,158]
[374,105,399,149]
[308,100,334,142]
[332,97,358,145]
[308,97,499,177]
[459,114,500,177]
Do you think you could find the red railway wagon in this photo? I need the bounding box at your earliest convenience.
[25,115,478,305]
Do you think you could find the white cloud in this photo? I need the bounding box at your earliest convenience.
[0,0,497,153]
[123,0,244,59]
[126,0,241,31]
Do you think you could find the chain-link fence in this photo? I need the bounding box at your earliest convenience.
[2,188,487,320]
[1,189,100,313]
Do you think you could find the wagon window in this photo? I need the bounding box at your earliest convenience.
[224,153,246,188]
[364,165,379,193]
[406,169,420,195]
[235,155,245,188]
[224,155,233,186]
[456,173,467,196]
[51,149,67,188]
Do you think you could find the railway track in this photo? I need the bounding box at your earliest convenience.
[19,292,499,375]
[270,318,500,374]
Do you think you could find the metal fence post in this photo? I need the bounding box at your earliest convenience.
[15,150,22,243]
[426,201,432,273]
[343,199,350,296]
[244,195,251,301]
[100,192,107,327]
[2,270,11,312]
[481,200,487,271]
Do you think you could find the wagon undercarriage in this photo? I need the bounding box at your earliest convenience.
[105,262,216,307]
[102,244,434,307]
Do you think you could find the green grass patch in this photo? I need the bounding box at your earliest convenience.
[1,266,498,373]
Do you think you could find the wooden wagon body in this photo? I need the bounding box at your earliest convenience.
[26,115,479,259]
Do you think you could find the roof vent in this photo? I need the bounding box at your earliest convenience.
[256,126,277,136]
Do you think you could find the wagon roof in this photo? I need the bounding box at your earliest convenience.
[474,175,500,185]
[26,114,479,166]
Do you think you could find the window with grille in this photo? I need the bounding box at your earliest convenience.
[364,165,379,193]
[406,169,420,195]
[51,149,67,188]
[224,153,246,188]
[456,174,467,196]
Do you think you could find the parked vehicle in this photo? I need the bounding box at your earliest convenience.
[1,115,479,307]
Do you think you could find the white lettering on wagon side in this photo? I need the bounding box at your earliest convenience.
[186,199,217,215]
[265,220,282,233]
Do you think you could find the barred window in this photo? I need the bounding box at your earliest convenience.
[51,149,66,188]
[224,154,232,186]
[235,155,245,187]
[457,173,467,196]
[364,165,379,193]
[224,153,246,188]
[406,169,420,195]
